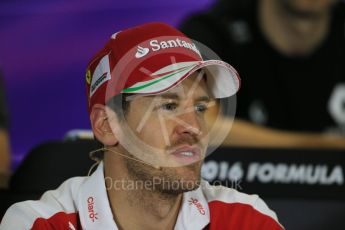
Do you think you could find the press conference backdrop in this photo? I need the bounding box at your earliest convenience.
[0,0,215,169]
[202,147,345,199]
[201,147,345,229]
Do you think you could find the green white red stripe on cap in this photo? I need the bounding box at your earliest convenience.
[122,61,199,94]
[122,60,240,98]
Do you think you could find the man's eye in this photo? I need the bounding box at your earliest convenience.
[195,103,208,113]
[161,103,178,111]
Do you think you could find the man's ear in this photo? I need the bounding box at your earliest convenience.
[90,104,119,146]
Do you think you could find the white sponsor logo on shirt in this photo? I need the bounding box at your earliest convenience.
[68,221,76,230]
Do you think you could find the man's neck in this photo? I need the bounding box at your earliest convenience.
[259,0,332,56]
[104,159,182,230]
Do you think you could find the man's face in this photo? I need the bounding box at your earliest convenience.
[280,0,337,17]
[114,71,212,194]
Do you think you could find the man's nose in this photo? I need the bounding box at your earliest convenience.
[173,109,202,137]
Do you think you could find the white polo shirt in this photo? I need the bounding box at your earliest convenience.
[1,162,284,230]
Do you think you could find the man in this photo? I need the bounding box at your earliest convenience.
[1,23,283,229]
[0,71,10,187]
[181,0,345,142]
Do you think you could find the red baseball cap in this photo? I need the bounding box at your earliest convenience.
[85,22,240,114]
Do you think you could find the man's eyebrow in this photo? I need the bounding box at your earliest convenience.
[143,93,179,100]
[158,93,180,100]
[195,95,210,102]
[144,93,210,102]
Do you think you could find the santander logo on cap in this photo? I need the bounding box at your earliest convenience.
[135,46,150,58]
[135,38,202,59]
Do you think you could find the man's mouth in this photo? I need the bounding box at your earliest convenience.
[168,146,202,165]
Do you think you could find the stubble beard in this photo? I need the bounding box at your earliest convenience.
[124,154,202,198]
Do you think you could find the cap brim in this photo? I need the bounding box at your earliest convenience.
[122,60,241,98]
